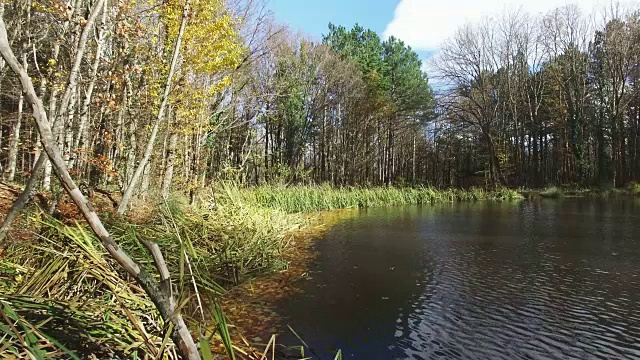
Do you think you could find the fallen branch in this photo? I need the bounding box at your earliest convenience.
[0,14,201,360]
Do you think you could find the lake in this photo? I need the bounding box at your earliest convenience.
[275,198,640,359]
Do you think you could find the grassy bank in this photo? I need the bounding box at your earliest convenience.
[0,184,523,359]
[228,184,524,213]
[522,183,640,199]
[0,190,306,359]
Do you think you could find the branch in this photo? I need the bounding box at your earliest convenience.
[0,15,201,360]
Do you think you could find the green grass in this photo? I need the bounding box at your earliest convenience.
[540,186,564,198]
[227,184,523,213]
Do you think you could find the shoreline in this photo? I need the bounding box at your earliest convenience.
[1,184,639,358]
[220,209,360,351]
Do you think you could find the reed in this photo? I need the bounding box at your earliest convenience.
[0,195,305,359]
[540,186,564,198]
[0,217,180,359]
[628,182,640,196]
[229,184,523,213]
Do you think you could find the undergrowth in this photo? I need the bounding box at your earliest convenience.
[628,182,640,196]
[0,192,304,359]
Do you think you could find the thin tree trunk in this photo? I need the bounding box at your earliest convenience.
[6,51,25,181]
[118,0,191,214]
[162,127,178,198]
[42,1,75,190]
[39,0,105,190]
[0,16,201,360]
[125,115,138,187]
[64,85,77,166]
[140,160,151,199]
[75,0,108,171]
[0,154,46,243]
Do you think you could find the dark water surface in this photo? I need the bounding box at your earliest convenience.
[275,199,640,359]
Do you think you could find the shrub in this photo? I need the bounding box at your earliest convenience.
[540,186,563,198]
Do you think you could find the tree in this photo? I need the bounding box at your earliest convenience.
[0,14,201,359]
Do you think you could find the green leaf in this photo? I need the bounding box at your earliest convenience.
[199,335,213,360]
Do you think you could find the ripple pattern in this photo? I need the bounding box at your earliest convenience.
[276,200,640,359]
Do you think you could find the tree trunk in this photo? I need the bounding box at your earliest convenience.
[118,0,191,214]
[5,51,24,181]
[75,0,108,172]
[31,0,105,190]
[162,130,178,198]
[0,16,201,360]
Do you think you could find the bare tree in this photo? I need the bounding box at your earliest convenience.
[118,0,191,214]
[0,14,202,360]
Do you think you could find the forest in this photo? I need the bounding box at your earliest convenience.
[1,1,640,197]
[1,0,640,359]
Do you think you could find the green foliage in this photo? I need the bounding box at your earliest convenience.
[324,23,385,81]
[540,186,564,198]
[228,184,523,213]
[323,23,434,123]
[628,182,640,196]
[493,187,525,201]
[210,302,234,360]
[382,36,433,119]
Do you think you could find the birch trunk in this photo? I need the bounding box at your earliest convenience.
[42,1,74,190]
[2,0,105,236]
[6,50,25,181]
[162,129,178,199]
[42,0,104,188]
[64,85,77,166]
[140,160,151,199]
[75,0,107,171]
[117,0,191,214]
[0,17,201,360]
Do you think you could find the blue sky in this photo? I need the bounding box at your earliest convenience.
[268,0,398,42]
[268,0,606,67]
[268,0,439,65]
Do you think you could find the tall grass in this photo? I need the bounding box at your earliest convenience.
[0,218,180,359]
[228,184,523,213]
[0,195,305,359]
[540,186,563,198]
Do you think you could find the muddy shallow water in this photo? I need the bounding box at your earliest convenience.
[275,199,640,359]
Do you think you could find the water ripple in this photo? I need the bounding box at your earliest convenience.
[398,239,640,359]
[276,200,640,359]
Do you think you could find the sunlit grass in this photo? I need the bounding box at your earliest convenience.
[540,186,563,198]
[228,184,523,213]
[0,195,305,359]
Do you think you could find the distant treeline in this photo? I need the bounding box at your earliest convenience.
[1,1,640,200]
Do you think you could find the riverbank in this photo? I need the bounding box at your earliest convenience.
[520,183,640,199]
[0,186,308,359]
[0,183,568,359]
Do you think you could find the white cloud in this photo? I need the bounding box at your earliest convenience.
[383,0,621,51]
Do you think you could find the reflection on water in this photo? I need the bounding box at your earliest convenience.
[275,199,640,359]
